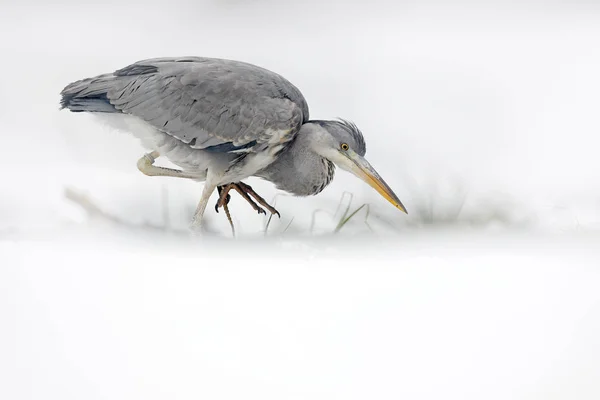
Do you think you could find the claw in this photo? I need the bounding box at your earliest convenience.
[215,186,232,213]
[213,182,281,234]
[237,182,281,217]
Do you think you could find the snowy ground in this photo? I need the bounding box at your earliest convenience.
[2,1,600,399]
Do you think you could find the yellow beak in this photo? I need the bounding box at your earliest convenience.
[345,151,408,214]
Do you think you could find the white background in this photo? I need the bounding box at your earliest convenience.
[1,1,600,399]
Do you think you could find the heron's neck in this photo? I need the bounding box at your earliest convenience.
[258,123,335,196]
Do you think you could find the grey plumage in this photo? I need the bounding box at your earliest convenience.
[61,57,307,152]
[257,120,367,196]
[310,119,366,156]
[61,56,406,229]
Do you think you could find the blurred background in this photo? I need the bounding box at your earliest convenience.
[2,0,600,236]
[2,1,600,399]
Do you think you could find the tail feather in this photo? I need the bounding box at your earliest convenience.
[60,73,120,113]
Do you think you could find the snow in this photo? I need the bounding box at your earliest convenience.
[3,234,600,399]
[2,1,600,399]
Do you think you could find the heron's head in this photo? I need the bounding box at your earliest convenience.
[307,119,407,214]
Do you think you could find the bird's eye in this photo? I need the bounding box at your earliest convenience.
[341,143,349,151]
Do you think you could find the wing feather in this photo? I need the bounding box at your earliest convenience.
[104,57,309,152]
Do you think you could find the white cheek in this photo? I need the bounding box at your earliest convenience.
[324,150,353,172]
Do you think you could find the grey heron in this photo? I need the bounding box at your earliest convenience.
[60,57,407,232]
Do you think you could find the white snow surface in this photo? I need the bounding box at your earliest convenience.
[2,1,600,399]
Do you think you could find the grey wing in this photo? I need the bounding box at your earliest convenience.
[111,57,309,151]
[62,57,310,152]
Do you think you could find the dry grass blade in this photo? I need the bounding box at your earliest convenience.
[362,204,374,232]
[309,209,331,234]
[263,193,292,236]
[64,187,123,224]
[161,184,170,230]
[64,186,194,236]
[334,203,370,233]
[334,191,354,219]
[282,217,295,234]
[263,194,278,236]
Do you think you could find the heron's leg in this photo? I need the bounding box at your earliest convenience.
[222,200,235,237]
[137,151,202,180]
[237,182,281,217]
[190,176,218,230]
[216,185,235,236]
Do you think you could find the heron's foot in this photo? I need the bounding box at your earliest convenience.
[237,182,281,218]
[214,183,264,216]
[215,185,232,213]
[214,182,280,218]
[231,183,268,216]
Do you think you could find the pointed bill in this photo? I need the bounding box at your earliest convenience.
[345,151,408,214]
